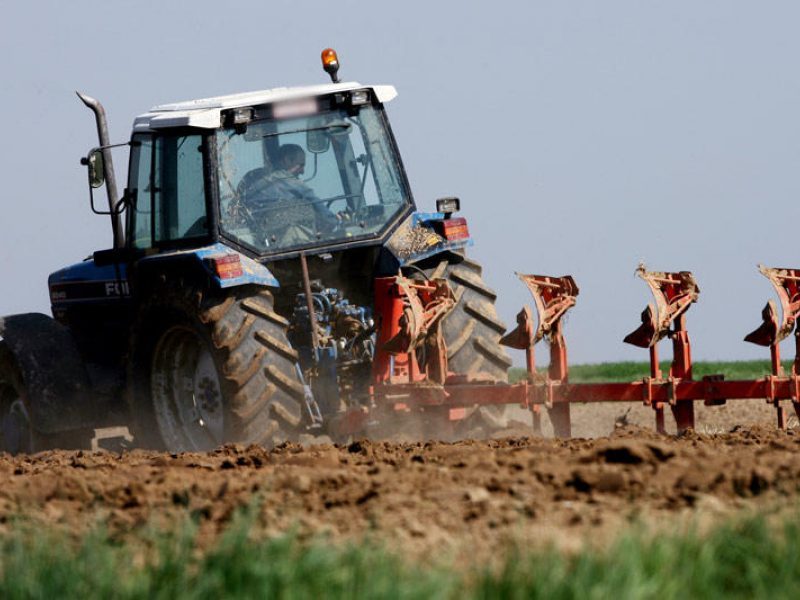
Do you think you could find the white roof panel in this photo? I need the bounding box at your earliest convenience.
[132,82,397,132]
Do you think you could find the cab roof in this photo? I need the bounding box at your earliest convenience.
[132,82,397,133]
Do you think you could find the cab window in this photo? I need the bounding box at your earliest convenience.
[127,132,209,249]
[127,134,153,249]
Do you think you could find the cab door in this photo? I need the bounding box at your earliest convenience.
[128,132,211,252]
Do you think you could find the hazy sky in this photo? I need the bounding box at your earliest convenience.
[1,1,798,364]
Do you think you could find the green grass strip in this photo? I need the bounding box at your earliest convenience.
[509,360,795,383]
[2,507,800,598]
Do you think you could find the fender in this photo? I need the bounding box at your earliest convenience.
[136,242,280,289]
[384,212,473,266]
[0,313,96,434]
[49,242,279,309]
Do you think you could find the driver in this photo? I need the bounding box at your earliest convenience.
[239,144,338,233]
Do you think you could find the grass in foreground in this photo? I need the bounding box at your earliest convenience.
[2,507,800,599]
[509,360,795,384]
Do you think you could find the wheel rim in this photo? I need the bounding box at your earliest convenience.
[0,382,32,455]
[150,326,225,451]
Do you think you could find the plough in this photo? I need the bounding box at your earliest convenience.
[355,264,800,438]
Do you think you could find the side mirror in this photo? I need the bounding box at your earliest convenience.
[81,149,105,188]
[306,129,330,154]
[81,148,126,216]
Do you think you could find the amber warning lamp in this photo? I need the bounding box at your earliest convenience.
[321,48,340,83]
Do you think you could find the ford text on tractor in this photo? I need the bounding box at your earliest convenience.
[2,50,799,454]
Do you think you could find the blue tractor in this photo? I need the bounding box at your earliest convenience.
[0,50,511,453]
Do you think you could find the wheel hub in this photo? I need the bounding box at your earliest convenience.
[151,327,226,451]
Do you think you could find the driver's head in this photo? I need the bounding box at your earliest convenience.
[278,144,306,176]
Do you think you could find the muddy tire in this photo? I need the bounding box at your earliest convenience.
[128,285,306,452]
[422,255,513,431]
[424,255,512,381]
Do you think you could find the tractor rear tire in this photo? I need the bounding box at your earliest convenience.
[128,285,306,452]
[424,255,513,431]
[425,255,513,381]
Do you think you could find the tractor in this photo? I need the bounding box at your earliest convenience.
[0,49,512,453]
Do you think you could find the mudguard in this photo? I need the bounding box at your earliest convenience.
[384,212,473,266]
[49,243,279,314]
[0,313,95,434]
[137,242,280,289]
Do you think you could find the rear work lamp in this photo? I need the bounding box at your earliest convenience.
[436,197,461,215]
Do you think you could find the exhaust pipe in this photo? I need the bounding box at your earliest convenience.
[76,91,124,248]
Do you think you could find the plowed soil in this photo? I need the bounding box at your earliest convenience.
[2,400,799,561]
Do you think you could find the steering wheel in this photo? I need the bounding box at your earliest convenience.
[322,193,364,209]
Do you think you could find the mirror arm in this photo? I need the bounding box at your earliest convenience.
[88,181,131,218]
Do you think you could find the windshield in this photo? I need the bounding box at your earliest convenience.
[216,103,411,254]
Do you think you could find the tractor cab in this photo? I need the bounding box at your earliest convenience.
[124,83,414,261]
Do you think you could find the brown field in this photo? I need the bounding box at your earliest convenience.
[1,399,798,562]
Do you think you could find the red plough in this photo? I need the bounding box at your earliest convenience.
[337,265,800,438]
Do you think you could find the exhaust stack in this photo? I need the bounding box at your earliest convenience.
[76,92,124,248]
